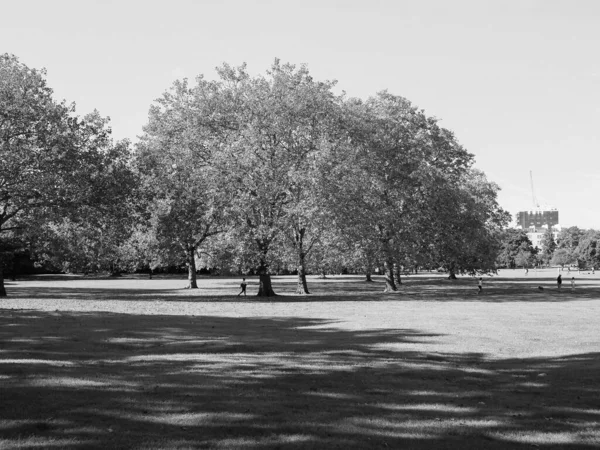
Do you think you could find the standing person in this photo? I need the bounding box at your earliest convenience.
[237,278,247,296]
[571,277,575,289]
[478,277,483,294]
[557,274,562,290]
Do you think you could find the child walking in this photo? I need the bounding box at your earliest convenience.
[238,278,247,296]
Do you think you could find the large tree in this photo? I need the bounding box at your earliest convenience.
[428,169,509,278]
[136,78,232,289]
[554,226,584,268]
[0,54,127,296]
[325,92,473,291]
[26,134,136,276]
[214,61,342,296]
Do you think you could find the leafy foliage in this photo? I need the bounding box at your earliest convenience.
[2,55,545,297]
[497,229,537,269]
[574,230,600,270]
[540,228,557,264]
[0,54,135,295]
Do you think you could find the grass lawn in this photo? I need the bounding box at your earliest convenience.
[1,269,599,449]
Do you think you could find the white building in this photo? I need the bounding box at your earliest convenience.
[525,224,561,250]
[516,208,561,250]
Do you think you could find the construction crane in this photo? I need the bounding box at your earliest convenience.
[530,170,541,210]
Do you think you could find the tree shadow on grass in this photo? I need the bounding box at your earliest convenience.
[1,310,599,449]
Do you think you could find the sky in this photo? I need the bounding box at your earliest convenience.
[2,0,599,228]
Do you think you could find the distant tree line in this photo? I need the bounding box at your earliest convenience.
[1,55,511,297]
[496,226,600,270]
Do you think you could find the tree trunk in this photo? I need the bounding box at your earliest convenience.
[0,259,6,297]
[448,266,457,280]
[383,259,397,292]
[393,263,402,286]
[258,273,276,296]
[296,254,310,294]
[378,227,397,292]
[256,258,276,297]
[186,245,198,289]
[365,256,374,282]
[293,228,310,294]
[11,254,17,281]
[0,266,6,297]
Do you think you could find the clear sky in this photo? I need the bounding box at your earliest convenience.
[2,0,599,228]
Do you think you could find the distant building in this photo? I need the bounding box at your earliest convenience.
[516,171,562,250]
[527,225,561,249]
[515,209,560,250]
[517,210,559,229]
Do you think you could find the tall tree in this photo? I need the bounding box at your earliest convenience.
[540,228,557,265]
[428,169,509,278]
[136,78,232,289]
[215,61,341,296]
[0,54,126,296]
[326,92,473,291]
[27,134,136,275]
[555,226,584,268]
[557,226,585,250]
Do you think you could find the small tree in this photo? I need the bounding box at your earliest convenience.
[540,228,557,265]
[551,248,572,269]
[496,229,536,269]
[574,230,600,270]
[514,250,535,269]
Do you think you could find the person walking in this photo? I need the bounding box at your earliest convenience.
[237,278,247,296]
[478,277,483,294]
[571,277,575,289]
[557,274,562,290]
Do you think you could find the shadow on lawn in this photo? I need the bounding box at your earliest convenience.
[7,274,600,304]
[1,310,599,449]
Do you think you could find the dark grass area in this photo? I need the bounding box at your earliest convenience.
[1,312,600,449]
[1,274,600,448]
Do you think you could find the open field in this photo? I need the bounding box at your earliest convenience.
[1,270,600,449]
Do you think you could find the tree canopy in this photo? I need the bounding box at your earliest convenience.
[0,54,135,296]
[2,55,534,296]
